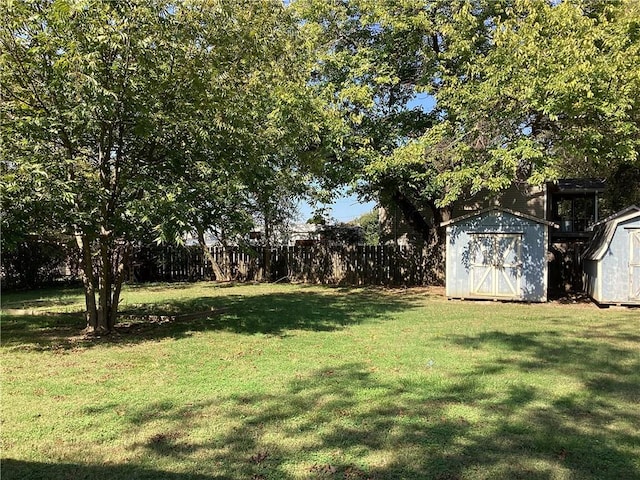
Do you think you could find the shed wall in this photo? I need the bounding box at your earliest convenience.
[599,218,640,304]
[582,259,600,302]
[446,211,548,302]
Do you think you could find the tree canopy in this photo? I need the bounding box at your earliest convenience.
[294,0,640,243]
[2,0,639,330]
[1,0,326,332]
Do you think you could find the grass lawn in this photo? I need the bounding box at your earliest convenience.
[1,282,639,480]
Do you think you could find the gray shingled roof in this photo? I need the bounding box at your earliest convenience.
[583,206,640,261]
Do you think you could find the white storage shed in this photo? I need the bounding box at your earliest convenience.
[442,207,555,302]
[582,206,640,305]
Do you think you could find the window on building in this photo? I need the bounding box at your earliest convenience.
[552,195,597,233]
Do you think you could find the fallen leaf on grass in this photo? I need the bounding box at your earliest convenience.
[250,451,269,464]
[310,463,337,476]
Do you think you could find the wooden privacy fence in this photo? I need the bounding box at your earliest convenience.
[130,244,441,286]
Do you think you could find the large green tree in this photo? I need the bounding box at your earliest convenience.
[1,0,322,332]
[431,0,640,206]
[295,0,640,245]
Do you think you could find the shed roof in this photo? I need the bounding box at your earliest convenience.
[548,178,606,193]
[440,206,556,228]
[590,205,640,228]
[583,206,640,261]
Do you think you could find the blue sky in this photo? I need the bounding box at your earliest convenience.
[408,92,436,111]
[295,93,436,224]
[296,191,377,224]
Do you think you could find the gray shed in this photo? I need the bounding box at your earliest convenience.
[582,206,640,305]
[442,207,554,302]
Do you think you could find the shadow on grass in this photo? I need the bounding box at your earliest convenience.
[119,358,640,479]
[1,288,420,351]
[0,286,84,310]
[0,458,219,480]
[451,329,640,408]
[3,338,639,479]
[3,292,639,479]
[0,313,87,351]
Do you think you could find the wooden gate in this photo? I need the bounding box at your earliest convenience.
[470,234,522,298]
[630,230,640,300]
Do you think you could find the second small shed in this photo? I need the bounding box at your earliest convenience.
[442,207,554,302]
[582,206,640,305]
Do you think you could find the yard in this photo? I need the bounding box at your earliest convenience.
[1,283,639,480]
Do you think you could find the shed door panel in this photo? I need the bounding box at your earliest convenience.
[630,230,640,300]
[470,235,494,295]
[470,234,522,297]
[495,235,520,296]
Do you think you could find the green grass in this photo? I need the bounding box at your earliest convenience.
[1,282,639,480]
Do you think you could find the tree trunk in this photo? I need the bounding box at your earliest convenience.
[109,243,131,330]
[263,217,272,281]
[221,241,232,282]
[426,199,452,247]
[389,190,452,285]
[426,201,452,285]
[98,230,113,333]
[390,190,435,244]
[197,229,225,281]
[263,248,272,282]
[76,233,98,331]
[76,232,130,334]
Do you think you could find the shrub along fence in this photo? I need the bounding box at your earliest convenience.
[1,239,80,290]
[130,244,441,287]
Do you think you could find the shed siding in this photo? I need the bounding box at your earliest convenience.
[601,219,640,303]
[446,210,548,302]
[600,227,628,302]
[584,216,640,305]
[583,260,600,302]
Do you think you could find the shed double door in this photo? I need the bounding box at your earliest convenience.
[630,230,640,300]
[470,234,522,298]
